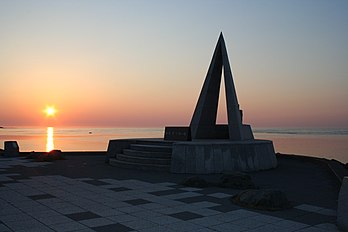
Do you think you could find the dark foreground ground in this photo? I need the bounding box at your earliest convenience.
[0,154,344,231]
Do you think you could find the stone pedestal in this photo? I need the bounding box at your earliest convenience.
[4,141,19,157]
[171,139,277,174]
[337,176,348,231]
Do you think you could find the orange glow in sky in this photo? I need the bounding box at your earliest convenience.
[0,1,347,128]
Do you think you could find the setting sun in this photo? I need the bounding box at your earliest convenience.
[44,106,57,117]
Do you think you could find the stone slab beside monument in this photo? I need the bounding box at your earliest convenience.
[108,33,277,173]
[337,176,348,231]
[3,141,19,157]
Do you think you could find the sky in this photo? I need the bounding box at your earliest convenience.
[0,0,347,128]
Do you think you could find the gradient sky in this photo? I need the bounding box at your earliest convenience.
[1,0,347,128]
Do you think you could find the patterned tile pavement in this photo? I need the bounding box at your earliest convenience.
[0,157,342,231]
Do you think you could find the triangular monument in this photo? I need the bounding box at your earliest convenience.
[190,33,253,140]
[107,33,277,174]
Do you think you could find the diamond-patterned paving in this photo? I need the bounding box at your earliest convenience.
[0,156,341,231]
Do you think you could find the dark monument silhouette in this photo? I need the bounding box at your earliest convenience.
[165,33,253,141]
[190,33,253,140]
[107,33,277,173]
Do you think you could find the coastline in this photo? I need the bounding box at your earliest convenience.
[2,127,347,163]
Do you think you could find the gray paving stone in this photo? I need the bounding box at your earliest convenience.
[189,216,223,227]
[130,210,163,219]
[0,206,22,216]
[245,223,291,232]
[153,206,186,215]
[118,205,144,213]
[16,225,55,232]
[230,216,268,229]
[137,226,176,232]
[49,221,88,232]
[121,219,158,230]
[139,202,167,210]
[165,192,203,200]
[93,208,124,217]
[190,201,220,208]
[79,217,114,227]
[194,228,216,232]
[69,228,95,232]
[92,223,133,232]
[164,221,204,232]
[65,211,101,221]
[12,199,45,209]
[146,215,181,225]
[252,214,283,223]
[189,208,221,216]
[272,219,309,230]
[27,209,61,218]
[107,214,137,223]
[16,188,45,196]
[169,211,203,220]
[36,214,75,225]
[81,204,111,213]
[209,222,246,232]
[55,206,86,214]
[208,212,246,223]
[149,198,186,207]
[227,209,261,218]
[169,204,204,213]
[3,219,46,231]
[125,198,152,206]
[0,213,33,223]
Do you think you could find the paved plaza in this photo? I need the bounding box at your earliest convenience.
[0,156,342,231]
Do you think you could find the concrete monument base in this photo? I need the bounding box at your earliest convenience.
[171,139,277,174]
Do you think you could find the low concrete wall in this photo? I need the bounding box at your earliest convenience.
[337,176,348,231]
[171,140,277,173]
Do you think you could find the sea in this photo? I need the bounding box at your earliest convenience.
[1,127,347,164]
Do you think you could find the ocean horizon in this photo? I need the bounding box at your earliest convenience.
[1,126,347,164]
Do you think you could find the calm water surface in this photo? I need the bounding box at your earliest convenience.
[1,127,347,163]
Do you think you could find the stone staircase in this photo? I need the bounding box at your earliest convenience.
[109,139,173,171]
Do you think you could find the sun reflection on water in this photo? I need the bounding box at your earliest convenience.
[46,127,54,152]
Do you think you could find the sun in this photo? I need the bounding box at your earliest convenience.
[44,106,57,117]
